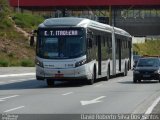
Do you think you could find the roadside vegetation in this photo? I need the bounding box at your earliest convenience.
[0,0,159,66]
[0,0,44,67]
[13,12,44,33]
[133,40,160,56]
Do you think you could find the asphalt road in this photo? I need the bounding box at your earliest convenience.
[0,67,160,120]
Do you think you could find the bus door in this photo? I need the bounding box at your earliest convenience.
[128,39,132,69]
[97,35,102,75]
[118,39,121,71]
[117,39,121,71]
[115,38,122,72]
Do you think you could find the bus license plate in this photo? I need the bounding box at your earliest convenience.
[55,74,64,78]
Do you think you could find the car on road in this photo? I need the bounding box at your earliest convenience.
[133,57,160,83]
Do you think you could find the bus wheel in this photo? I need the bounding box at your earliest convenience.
[46,79,54,87]
[106,67,110,81]
[88,68,96,85]
[123,63,128,76]
[133,77,137,83]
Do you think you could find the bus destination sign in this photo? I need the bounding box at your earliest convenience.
[42,30,79,36]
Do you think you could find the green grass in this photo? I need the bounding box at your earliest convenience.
[20,59,35,67]
[133,40,160,55]
[0,55,35,67]
[0,59,9,67]
[0,0,11,28]
[12,13,44,32]
[0,0,44,67]
[0,59,35,67]
[0,19,13,29]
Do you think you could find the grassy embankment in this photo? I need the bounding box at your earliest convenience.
[133,40,160,56]
[0,0,44,66]
[1,0,159,66]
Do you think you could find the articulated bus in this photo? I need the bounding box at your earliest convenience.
[35,17,132,86]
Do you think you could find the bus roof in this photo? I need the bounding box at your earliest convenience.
[39,17,131,37]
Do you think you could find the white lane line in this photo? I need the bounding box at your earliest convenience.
[0,78,35,85]
[0,73,35,78]
[141,96,160,120]
[10,78,35,82]
[94,84,103,87]
[145,96,160,114]
[62,92,73,96]
[4,106,25,113]
[0,95,19,101]
[80,96,106,106]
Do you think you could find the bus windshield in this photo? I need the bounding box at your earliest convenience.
[37,28,86,59]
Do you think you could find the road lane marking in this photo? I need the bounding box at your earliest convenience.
[62,92,73,96]
[141,96,160,120]
[80,96,106,106]
[94,84,103,87]
[10,78,35,82]
[0,95,19,101]
[145,96,160,114]
[4,106,25,113]
[0,78,35,85]
[0,73,35,78]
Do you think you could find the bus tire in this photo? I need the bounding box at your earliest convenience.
[125,63,128,76]
[46,79,54,87]
[88,67,96,85]
[36,76,44,80]
[123,63,128,76]
[128,61,130,70]
[106,66,110,81]
[133,78,137,83]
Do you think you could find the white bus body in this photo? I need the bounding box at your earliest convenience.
[35,17,132,86]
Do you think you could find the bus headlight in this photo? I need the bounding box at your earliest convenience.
[35,59,44,68]
[75,59,86,67]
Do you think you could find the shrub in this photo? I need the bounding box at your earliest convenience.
[133,40,160,55]
[0,60,9,67]
[13,13,44,31]
[20,59,35,67]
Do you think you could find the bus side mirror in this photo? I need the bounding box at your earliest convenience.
[33,30,38,34]
[30,30,37,47]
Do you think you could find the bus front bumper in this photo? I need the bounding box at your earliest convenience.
[36,65,88,80]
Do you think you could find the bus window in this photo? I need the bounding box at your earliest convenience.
[44,38,58,57]
[88,38,93,48]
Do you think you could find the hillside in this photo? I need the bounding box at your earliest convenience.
[0,0,44,66]
[1,0,160,66]
[133,40,160,56]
